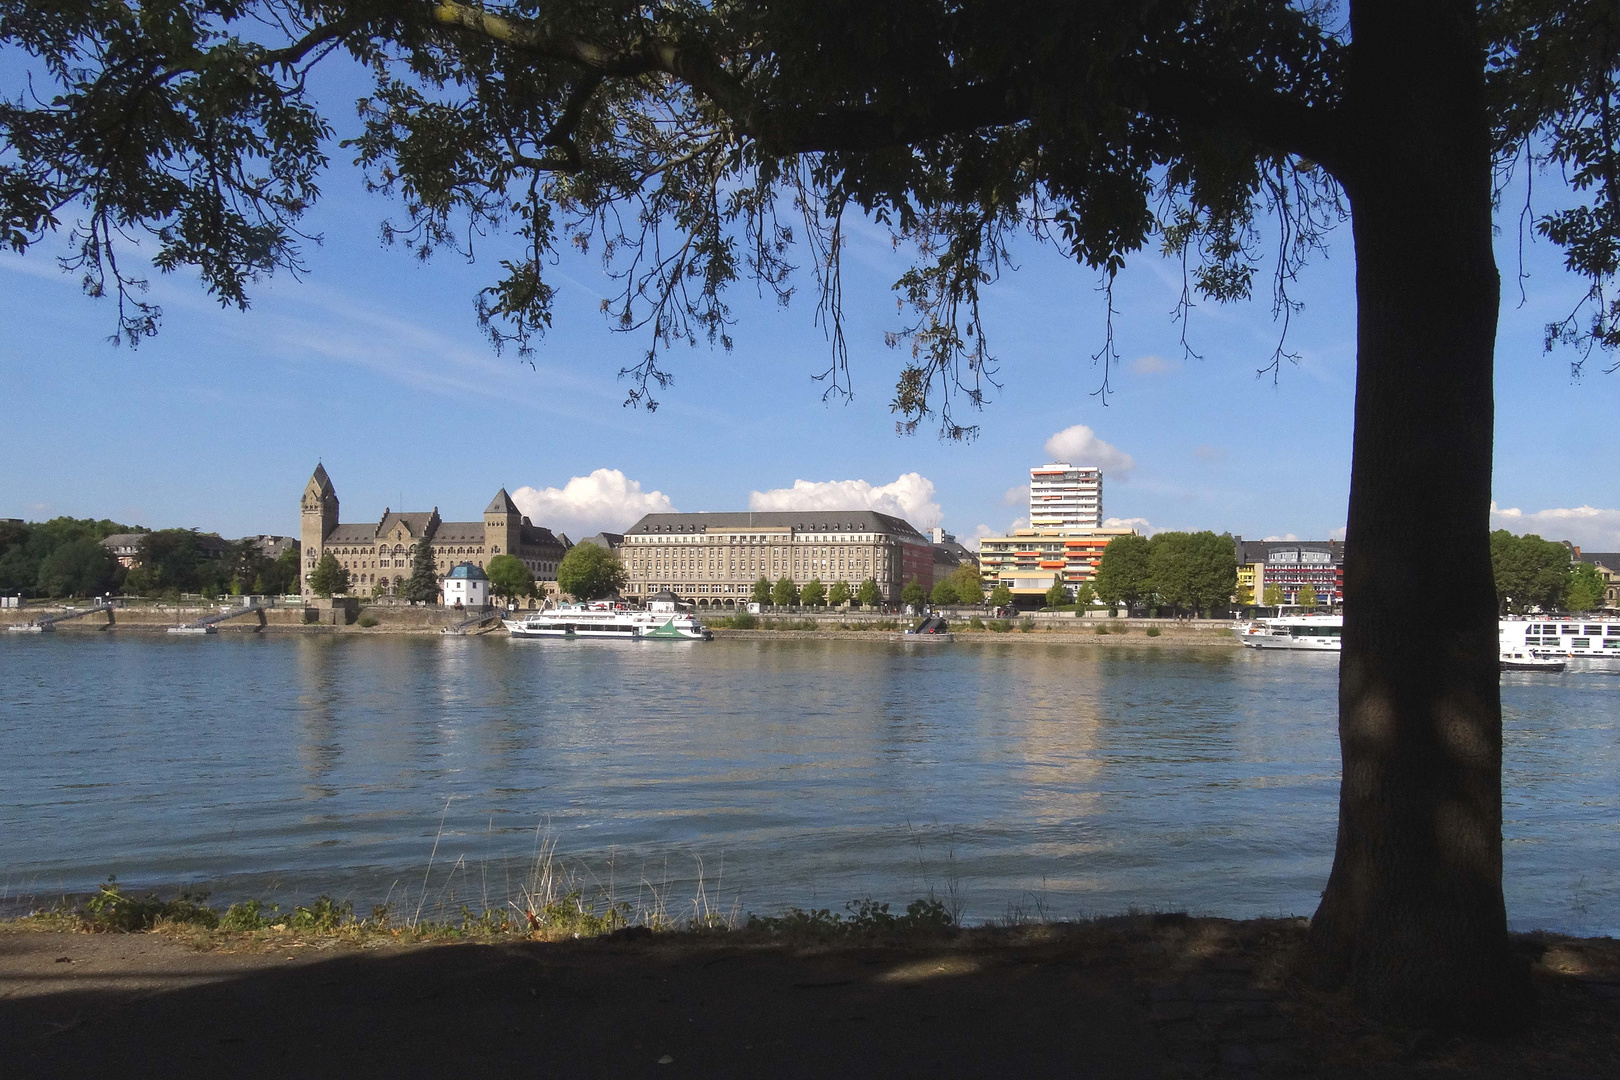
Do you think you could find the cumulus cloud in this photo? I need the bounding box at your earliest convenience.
[1003,484,1028,507]
[511,469,676,539]
[1491,502,1620,551]
[1104,516,1156,536]
[1263,533,1300,542]
[1329,526,1347,542]
[1128,354,1179,374]
[1042,425,1136,479]
[748,473,943,529]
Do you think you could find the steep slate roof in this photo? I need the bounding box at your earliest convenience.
[1235,538,1343,564]
[578,532,624,550]
[433,521,485,544]
[377,511,436,539]
[447,562,488,580]
[325,524,380,544]
[1581,552,1620,569]
[521,523,564,548]
[625,510,927,542]
[309,463,334,493]
[485,488,520,515]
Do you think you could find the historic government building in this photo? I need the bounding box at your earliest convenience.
[618,510,936,606]
[299,464,567,597]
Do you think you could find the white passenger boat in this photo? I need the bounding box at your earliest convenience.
[1499,651,1565,673]
[503,591,711,641]
[1499,617,1620,668]
[1237,614,1342,651]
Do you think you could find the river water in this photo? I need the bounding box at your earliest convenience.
[1,634,1616,932]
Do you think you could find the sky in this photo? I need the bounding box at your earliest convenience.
[2,54,1617,552]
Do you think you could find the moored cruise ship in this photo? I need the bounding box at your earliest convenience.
[1237,614,1343,651]
[1500,617,1620,667]
[503,590,711,641]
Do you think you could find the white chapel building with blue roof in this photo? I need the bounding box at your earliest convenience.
[442,562,490,608]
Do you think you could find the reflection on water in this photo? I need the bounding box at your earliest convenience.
[1,635,1616,933]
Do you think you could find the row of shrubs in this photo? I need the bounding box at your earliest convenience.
[51,878,956,942]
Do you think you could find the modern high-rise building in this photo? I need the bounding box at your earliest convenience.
[1029,463,1103,530]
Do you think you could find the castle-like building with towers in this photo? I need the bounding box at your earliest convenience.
[299,464,568,598]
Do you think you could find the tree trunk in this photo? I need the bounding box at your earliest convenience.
[1305,1,1531,1029]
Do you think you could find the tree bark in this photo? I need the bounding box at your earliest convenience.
[1306,0,1531,1029]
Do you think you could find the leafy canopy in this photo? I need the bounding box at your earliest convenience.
[557,542,626,600]
[8,3,1618,434]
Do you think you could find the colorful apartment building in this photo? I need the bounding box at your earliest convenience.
[1237,539,1345,607]
[978,527,1139,601]
[1028,463,1103,530]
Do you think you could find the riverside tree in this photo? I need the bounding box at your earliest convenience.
[15,0,1620,1025]
[1566,563,1606,613]
[485,554,536,603]
[1044,581,1068,608]
[557,543,626,601]
[1094,535,1152,615]
[988,583,1014,610]
[307,552,349,598]
[400,538,440,602]
[1299,584,1320,609]
[750,576,772,606]
[771,576,799,607]
[855,578,881,609]
[800,577,825,607]
[1489,530,1573,614]
[828,579,851,607]
[901,578,926,610]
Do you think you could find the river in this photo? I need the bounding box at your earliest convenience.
[1,634,1615,932]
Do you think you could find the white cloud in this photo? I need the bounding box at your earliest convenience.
[1128,354,1179,374]
[1104,516,1156,536]
[1003,484,1028,507]
[1041,425,1136,480]
[1328,526,1347,542]
[511,469,675,539]
[748,473,943,529]
[1491,502,1620,551]
[1263,533,1300,542]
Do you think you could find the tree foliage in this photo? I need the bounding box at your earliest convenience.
[855,577,880,608]
[557,542,626,600]
[0,518,137,598]
[1566,562,1606,612]
[308,552,349,597]
[987,583,1013,609]
[828,579,851,607]
[36,539,119,598]
[10,3,1615,431]
[485,553,535,601]
[1262,582,1285,608]
[1298,583,1319,609]
[1073,582,1096,610]
[771,575,798,607]
[1489,530,1572,613]
[1044,580,1069,608]
[800,577,825,606]
[901,577,925,609]
[400,536,440,602]
[751,576,772,605]
[1094,534,1151,612]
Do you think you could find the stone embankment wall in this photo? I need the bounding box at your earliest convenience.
[0,603,496,634]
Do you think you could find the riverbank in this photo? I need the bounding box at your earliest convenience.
[3,914,1615,1078]
[0,604,1241,644]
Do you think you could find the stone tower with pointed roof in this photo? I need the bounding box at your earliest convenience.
[300,464,340,580]
[484,488,521,561]
[297,467,568,599]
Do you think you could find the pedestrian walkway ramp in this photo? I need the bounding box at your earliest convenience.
[166,603,266,634]
[6,603,115,633]
[443,610,502,635]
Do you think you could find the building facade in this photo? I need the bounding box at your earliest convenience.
[1237,538,1344,607]
[1029,463,1103,530]
[298,465,566,598]
[442,562,490,608]
[1579,552,1620,610]
[978,526,1138,601]
[619,510,934,605]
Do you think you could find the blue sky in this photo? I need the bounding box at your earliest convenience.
[2,56,1617,550]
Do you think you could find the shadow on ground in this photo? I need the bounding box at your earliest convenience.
[3,917,1617,1079]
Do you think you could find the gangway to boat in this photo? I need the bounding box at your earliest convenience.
[6,602,115,633]
[166,602,266,634]
[442,610,501,635]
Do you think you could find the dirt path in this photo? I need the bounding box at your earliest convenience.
[3,918,1617,1078]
